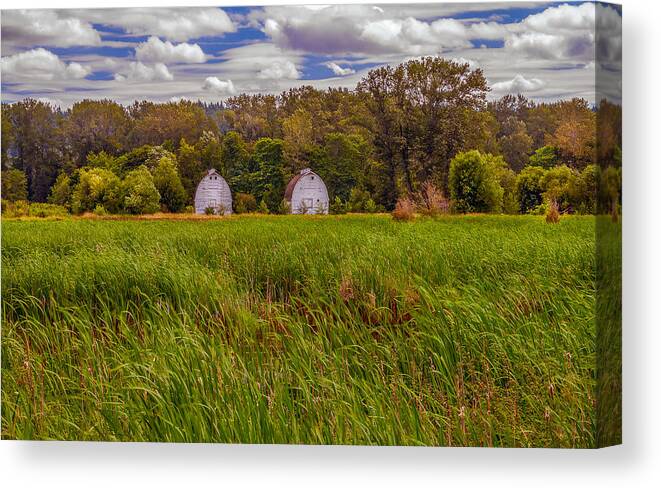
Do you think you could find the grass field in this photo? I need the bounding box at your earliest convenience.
[1,214,599,446]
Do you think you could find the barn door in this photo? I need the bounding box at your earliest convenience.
[303,198,313,213]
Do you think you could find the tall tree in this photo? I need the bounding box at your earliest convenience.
[64,99,130,166]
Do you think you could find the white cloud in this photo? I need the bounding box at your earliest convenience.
[261,6,475,55]
[325,62,355,76]
[504,3,597,61]
[1,48,90,80]
[74,7,236,42]
[135,36,207,64]
[256,60,300,80]
[114,62,173,82]
[1,10,101,50]
[492,74,546,93]
[202,76,236,95]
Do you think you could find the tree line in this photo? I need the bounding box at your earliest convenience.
[1,57,621,216]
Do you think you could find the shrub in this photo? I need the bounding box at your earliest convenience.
[71,168,122,214]
[1,169,28,202]
[392,196,415,221]
[277,199,291,215]
[330,196,347,214]
[93,204,108,216]
[516,166,547,214]
[204,206,216,215]
[364,199,377,214]
[28,203,68,218]
[48,172,72,208]
[545,198,560,224]
[448,150,503,213]
[416,181,448,216]
[347,188,374,213]
[234,193,257,214]
[184,205,194,214]
[541,165,576,213]
[258,200,270,214]
[1,199,29,217]
[152,154,187,212]
[121,166,160,215]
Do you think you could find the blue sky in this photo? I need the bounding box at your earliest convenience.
[1,2,622,107]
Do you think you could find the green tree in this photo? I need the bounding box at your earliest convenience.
[529,145,559,169]
[64,99,130,166]
[177,139,205,203]
[1,169,28,202]
[152,154,187,212]
[541,164,577,212]
[253,138,286,212]
[316,133,370,201]
[499,117,533,172]
[572,164,598,214]
[121,165,160,214]
[448,150,503,213]
[48,172,72,207]
[71,167,122,213]
[516,166,547,213]
[220,131,250,179]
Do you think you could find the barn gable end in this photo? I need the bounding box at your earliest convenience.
[194,169,233,215]
[285,168,329,214]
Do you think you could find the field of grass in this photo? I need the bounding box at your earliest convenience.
[1,214,599,446]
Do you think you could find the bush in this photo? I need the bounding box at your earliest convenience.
[416,181,448,216]
[121,166,161,215]
[1,199,29,217]
[330,196,347,214]
[258,200,270,214]
[48,172,72,208]
[71,168,122,214]
[2,169,28,202]
[1,200,68,218]
[234,193,257,214]
[28,203,68,218]
[347,188,374,213]
[448,150,503,213]
[545,199,560,224]
[541,165,576,213]
[392,196,416,221]
[516,166,547,214]
[277,199,291,215]
[152,154,187,212]
[184,205,194,214]
[204,206,216,215]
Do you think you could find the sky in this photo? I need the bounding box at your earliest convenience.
[0,2,622,108]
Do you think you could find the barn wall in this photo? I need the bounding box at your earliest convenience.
[194,173,233,214]
[291,173,329,214]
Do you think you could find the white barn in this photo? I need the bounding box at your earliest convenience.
[284,168,329,214]
[194,169,233,215]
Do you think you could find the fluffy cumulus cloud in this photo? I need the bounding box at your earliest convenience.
[135,37,207,64]
[114,62,173,82]
[1,48,90,80]
[1,10,101,51]
[325,62,355,76]
[261,6,479,55]
[257,60,301,80]
[75,7,236,42]
[492,74,546,93]
[504,3,596,61]
[202,76,236,96]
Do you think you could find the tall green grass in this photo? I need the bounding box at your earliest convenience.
[1,214,598,446]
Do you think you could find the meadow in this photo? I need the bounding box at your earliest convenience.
[1,214,599,446]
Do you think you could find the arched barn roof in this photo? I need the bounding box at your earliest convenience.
[285,168,316,202]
